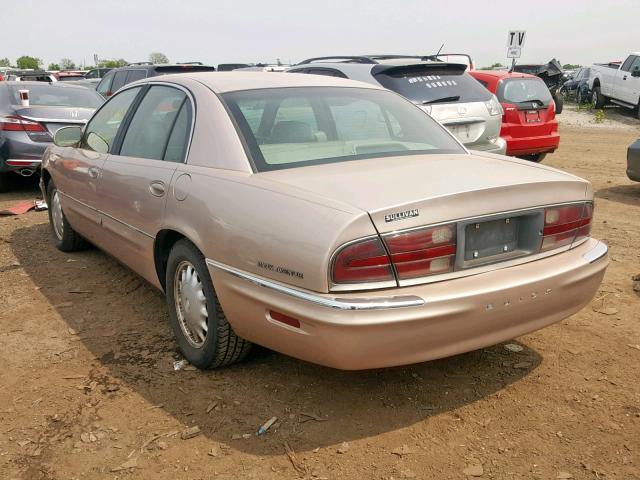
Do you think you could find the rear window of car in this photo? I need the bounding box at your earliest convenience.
[497,78,552,106]
[373,65,492,104]
[222,86,464,172]
[8,85,103,108]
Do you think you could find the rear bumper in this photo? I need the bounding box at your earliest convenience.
[0,134,47,173]
[627,140,640,182]
[210,238,608,370]
[468,137,507,155]
[504,132,560,156]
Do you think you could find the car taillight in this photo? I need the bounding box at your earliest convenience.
[332,237,394,284]
[0,115,47,132]
[384,224,457,280]
[541,202,593,251]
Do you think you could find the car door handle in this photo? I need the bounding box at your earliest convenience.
[88,167,100,179]
[623,76,627,80]
[149,181,166,197]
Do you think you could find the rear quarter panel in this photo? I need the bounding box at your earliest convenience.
[162,166,374,293]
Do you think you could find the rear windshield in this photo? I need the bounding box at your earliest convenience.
[8,85,103,108]
[222,86,464,171]
[497,78,552,106]
[373,65,492,104]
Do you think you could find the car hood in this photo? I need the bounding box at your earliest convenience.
[255,153,590,233]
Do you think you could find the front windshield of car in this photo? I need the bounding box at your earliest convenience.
[497,78,552,106]
[222,87,465,171]
[8,85,103,108]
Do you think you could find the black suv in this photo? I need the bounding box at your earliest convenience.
[96,63,216,98]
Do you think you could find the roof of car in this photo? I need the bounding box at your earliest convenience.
[148,71,385,93]
[2,80,92,90]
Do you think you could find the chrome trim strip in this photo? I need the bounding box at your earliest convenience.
[6,159,42,164]
[20,116,88,124]
[205,259,424,310]
[101,211,154,239]
[582,241,608,264]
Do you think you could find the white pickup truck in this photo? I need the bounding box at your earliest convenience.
[589,53,640,117]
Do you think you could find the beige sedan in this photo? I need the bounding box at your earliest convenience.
[41,72,608,370]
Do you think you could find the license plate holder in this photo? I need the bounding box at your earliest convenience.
[525,110,541,123]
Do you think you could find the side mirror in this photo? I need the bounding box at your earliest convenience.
[54,126,83,147]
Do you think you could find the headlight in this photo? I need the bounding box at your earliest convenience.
[484,95,503,116]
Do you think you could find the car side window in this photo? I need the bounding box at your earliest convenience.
[164,101,192,162]
[111,71,128,93]
[85,70,98,79]
[119,86,187,161]
[306,68,348,78]
[96,71,114,96]
[81,87,142,154]
[621,56,636,72]
[126,69,147,84]
[629,57,640,73]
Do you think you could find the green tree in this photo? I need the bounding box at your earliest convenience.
[0,57,11,67]
[563,63,581,70]
[60,58,76,70]
[48,63,60,71]
[98,58,128,68]
[16,55,42,69]
[149,52,169,64]
[482,62,504,70]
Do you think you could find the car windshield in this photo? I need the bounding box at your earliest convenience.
[223,87,465,171]
[497,78,552,106]
[8,85,103,108]
[373,65,492,104]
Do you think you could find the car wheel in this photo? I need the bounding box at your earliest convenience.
[0,172,9,193]
[47,181,88,252]
[592,87,606,109]
[165,239,252,369]
[518,153,547,163]
[553,94,563,114]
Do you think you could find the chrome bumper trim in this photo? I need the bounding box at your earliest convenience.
[582,241,608,264]
[205,259,425,310]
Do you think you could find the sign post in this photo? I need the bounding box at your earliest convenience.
[507,30,526,71]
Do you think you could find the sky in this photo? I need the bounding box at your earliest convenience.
[1,0,637,69]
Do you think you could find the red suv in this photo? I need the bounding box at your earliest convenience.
[470,70,559,162]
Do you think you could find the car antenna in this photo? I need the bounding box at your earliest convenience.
[435,43,444,56]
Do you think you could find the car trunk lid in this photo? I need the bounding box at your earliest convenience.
[256,153,588,234]
[12,105,92,135]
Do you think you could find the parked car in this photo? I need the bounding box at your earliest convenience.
[41,72,607,370]
[4,70,57,82]
[627,138,640,181]
[289,56,506,154]
[0,81,103,191]
[589,52,640,116]
[559,67,592,104]
[96,63,216,98]
[84,68,112,82]
[512,59,565,114]
[470,70,560,162]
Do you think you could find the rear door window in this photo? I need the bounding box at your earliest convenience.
[96,72,114,96]
[126,69,147,84]
[81,87,142,154]
[374,65,492,104]
[118,86,187,161]
[110,71,128,93]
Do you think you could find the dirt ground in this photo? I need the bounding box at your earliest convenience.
[1,109,639,480]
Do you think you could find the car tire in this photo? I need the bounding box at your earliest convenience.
[47,181,88,252]
[518,153,547,163]
[592,87,606,109]
[553,94,563,114]
[165,239,252,369]
[0,172,9,193]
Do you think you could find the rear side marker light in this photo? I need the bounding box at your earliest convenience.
[268,310,300,329]
[541,203,593,251]
[384,223,457,280]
